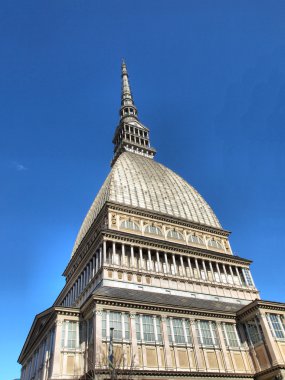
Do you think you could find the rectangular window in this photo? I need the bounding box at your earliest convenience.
[109,312,123,340]
[243,269,253,286]
[172,318,186,344]
[156,317,162,343]
[166,318,191,344]
[223,323,240,348]
[102,311,130,341]
[136,314,162,343]
[246,321,262,344]
[267,314,285,340]
[196,320,219,347]
[124,313,130,340]
[61,321,78,349]
[67,321,77,348]
[142,315,155,342]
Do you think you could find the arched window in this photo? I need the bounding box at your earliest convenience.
[208,239,223,250]
[167,230,184,240]
[188,234,205,245]
[120,220,140,231]
[145,225,163,236]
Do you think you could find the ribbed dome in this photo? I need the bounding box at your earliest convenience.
[72,152,221,256]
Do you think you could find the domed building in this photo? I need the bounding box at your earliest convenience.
[19,62,285,380]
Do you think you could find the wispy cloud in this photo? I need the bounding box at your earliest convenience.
[11,161,28,172]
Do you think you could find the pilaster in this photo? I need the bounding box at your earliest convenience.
[130,313,139,368]
[258,310,284,366]
[161,316,173,369]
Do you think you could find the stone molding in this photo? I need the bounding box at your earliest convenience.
[93,297,237,319]
[102,230,251,266]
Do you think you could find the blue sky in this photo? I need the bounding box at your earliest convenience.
[1,1,285,378]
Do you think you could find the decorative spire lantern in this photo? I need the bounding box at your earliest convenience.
[111,60,156,166]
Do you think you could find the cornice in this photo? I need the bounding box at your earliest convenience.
[237,299,285,319]
[254,364,285,378]
[87,369,252,379]
[92,295,237,319]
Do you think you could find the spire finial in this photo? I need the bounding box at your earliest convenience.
[111,61,156,166]
[120,60,138,120]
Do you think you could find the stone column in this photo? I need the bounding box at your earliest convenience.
[180,255,186,276]
[258,311,284,366]
[148,249,152,271]
[139,247,143,270]
[209,261,215,282]
[122,244,125,267]
[161,316,173,369]
[112,242,116,265]
[164,253,169,274]
[172,254,177,275]
[189,319,204,370]
[235,266,243,286]
[50,319,63,377]
[156,251,161,273]
[92,256,96,277]
[216,262,222,282]
[99,246,102,268]
[222,264,228,283]
[229,265,235,285]
[187,257,193,277]
[103,241,107,264]
[131,245,134,268]
[202,260,208,280]
[194,258,201,279]
[94,308,103,367]
[130,313,139,367]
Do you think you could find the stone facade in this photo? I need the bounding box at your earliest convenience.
[18,62,285,380]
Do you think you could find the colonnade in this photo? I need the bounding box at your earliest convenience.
[62,240,255,308]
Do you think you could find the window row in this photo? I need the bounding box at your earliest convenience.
[100,311,241,348]
[124,124,148,137]
[120,221,224,250]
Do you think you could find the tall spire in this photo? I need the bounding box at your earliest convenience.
[111,60,156,166]
[120,59,138,120]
